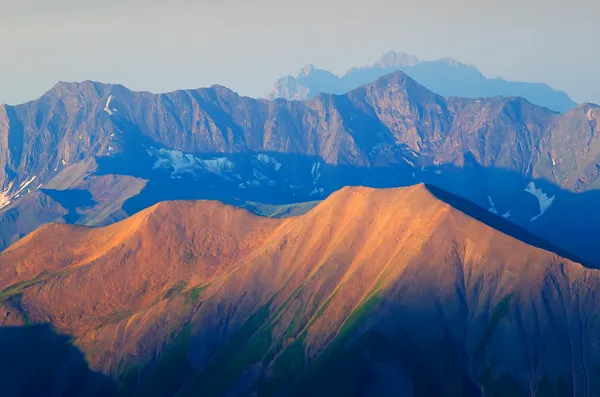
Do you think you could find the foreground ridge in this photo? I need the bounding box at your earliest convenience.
[1,184,598,396]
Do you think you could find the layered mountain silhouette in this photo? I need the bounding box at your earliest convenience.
[266,51,577,113]
[1,72,599,266]
[1,184,598,396]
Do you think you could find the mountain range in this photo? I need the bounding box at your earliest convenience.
[3,184,600,396]
[1,71,599,267]
[266,51,577,113]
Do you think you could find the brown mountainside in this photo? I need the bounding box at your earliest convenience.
[1,184,599,396]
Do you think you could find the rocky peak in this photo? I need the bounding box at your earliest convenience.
[374,50,420,68]
[297,64,316,78]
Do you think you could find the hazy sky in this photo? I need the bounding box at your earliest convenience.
[1,0,597,105]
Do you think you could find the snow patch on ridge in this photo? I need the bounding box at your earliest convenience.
[487,196,498,215]
[311,161,321,183]
[256,154,281,171]
[103,95,117,115]
[488,196,511,218]
[149,149,197,175]
[309,187,325,196]
[525,182,555,221]
[252,169,268,181]
[198,158,235,176]
[14,176,35,197]
[0,176,38,210]
[0,181,15,209]
[147,147,234,178]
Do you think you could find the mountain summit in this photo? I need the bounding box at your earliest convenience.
[1,184,598,396]
[0,71,598,266]
[369,50,420,68]
[267,51,577,113]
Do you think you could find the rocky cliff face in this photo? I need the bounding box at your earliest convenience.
[0,72,599,264]
[1,185,598,396]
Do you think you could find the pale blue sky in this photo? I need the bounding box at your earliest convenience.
[1,0,597,105]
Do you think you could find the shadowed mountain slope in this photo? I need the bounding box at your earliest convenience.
[1,184,599,396]
[0,71,599,267]
[0,324,117,397]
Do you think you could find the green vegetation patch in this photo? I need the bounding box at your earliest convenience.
[180,302,274,397]
[473,294,513,369]
[0,271,53,300]
[163,280,188,300]
[183,283,209,306]
[117,325,194,397]
[261,335,306,396]
[472,294,532,397]
[307,284,342,328]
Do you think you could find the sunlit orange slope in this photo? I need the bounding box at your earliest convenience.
[1,184,598,396]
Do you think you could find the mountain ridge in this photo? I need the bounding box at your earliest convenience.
[1,183,598,396]
[268,51,577,113]
[1,70,600,268]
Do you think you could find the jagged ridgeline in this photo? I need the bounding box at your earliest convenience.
[0,71,599,267]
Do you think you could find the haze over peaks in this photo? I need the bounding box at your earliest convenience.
[267,51,577,113]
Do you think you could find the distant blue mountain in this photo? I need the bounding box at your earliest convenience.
[267,51,577,113]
